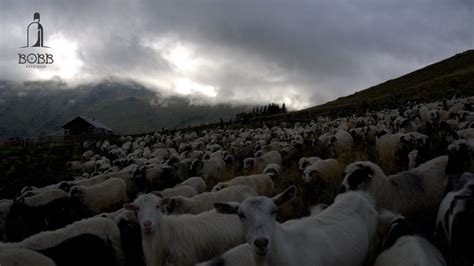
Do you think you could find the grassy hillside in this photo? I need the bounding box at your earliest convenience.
[299,50,474,117]
[165,50,473,134]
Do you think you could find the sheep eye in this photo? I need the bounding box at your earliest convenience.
[238,213,246,219]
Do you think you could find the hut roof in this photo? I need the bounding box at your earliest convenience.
[62,116,112,131]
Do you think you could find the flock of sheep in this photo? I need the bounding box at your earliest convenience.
[0,95,473,266]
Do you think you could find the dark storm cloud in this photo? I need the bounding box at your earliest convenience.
[0,0,472,108]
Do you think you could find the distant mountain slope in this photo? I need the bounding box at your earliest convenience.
[0,80,250,139]
[299,50,474,117]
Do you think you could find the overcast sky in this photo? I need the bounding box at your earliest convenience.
[0,0,472,109]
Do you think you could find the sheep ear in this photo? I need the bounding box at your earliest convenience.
[214,202,239,214]
[273,186,297,206]
[123,203,136,210]
[168,198,181,207]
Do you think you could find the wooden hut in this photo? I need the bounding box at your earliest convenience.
[62,116,112,137]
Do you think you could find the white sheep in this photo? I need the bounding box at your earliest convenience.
[153,185,198,198]
[374,212,446,266]
[70,177,128,214]
[375,133,403,170]
[214,187,378,266]
[81,150,94,161]
[0,217,124,265]
[191,157,226,179]
[340,156,448,226]
[302,158,341,184]
[124,193,245,266]
[301,158,342,204]
[211,174,274,196]
[66,161,83,173]
[72,173,111,187]
[298,156,321,172]
[329,130,353,157]
[0,247,57,266]
[254,142,281,157]
[243,151,282,173]
[176,176,206,194]
[18,189,68,208]
[164,185,258,215]
[262,163,281,181]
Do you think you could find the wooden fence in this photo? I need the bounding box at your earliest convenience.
[0,135,117,149]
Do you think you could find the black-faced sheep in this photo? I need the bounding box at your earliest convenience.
[374,211,446,266]
[340,156,448,229]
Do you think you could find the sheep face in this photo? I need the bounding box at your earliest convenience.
[190,159,203,175]
[243,158,255,170]
[124,193,167,235]
[69,186,86,199]
[340,162,381,193]
[215,186,296,257]
[302,169,321,184]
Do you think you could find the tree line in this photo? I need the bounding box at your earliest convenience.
[235,103,287,121]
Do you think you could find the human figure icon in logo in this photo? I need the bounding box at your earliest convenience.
[22,12,49,48]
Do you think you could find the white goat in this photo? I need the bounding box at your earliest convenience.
[124,193,245,266]
[215,187,378,266]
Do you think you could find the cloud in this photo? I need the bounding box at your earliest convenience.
[0,0,472,109]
